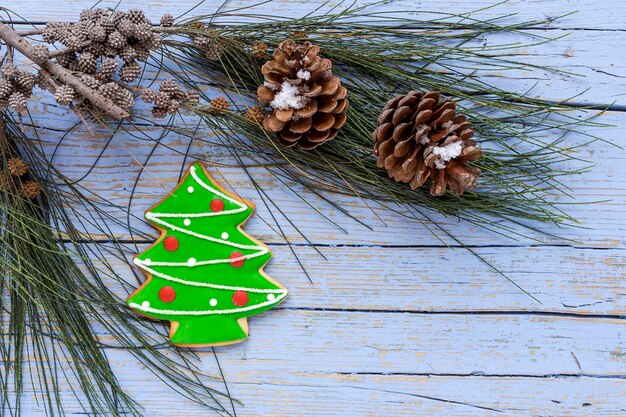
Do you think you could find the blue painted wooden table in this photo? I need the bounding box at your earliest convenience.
[12,0,626,415]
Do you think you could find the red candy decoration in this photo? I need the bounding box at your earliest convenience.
[210,199,225,212]
[158,286,176,303]
[229,251,245,268]
[163,236,179,252]
[232,291,249,307]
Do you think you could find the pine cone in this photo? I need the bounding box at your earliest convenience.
[15,72,36,90]
[257,40,348,150]
[209,96,229,113]
[244,105,266,124]
[18,180,42,199]
[7,157,28,177]
[373,91,482,196]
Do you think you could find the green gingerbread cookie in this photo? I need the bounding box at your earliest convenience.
[127,162,288,346]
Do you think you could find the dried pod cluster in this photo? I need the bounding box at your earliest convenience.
[40,8,165,112]
[0,64,37,114]
[193,31,223,61]
[1,156,42,199]
[257,40,348,150]
[139,80,199,118]
[373,91,482,196]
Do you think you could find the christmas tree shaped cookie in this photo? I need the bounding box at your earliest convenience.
[127,163,288,346]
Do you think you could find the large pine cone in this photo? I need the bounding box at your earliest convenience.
[257,40,348,150]
[373,91,482,196]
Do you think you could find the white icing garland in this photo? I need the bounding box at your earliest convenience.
[135,262,284,294]
[133,163,287,317]
[140,164,268,267]
[129,289,287,316]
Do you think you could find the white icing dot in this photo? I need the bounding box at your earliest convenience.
[183,218,191,226]
[188,257,197,266]
[267,293,276,301]
[187,186,194,193]
[143,258,152,265]
[221,232,229,240]
[141,301,150,308]
[209,298,218,307]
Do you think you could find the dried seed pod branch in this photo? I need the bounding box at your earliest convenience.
[0,22,129,119]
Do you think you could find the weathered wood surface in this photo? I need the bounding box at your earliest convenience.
[7,0,626,416]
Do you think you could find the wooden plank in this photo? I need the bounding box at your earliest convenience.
[16,373,626,416]
[96,244,626,315]
[12,310,626,415]
[27,109,626,248]
[11,311,626,376]
[10,0,626,31]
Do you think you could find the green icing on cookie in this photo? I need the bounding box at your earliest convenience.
[127,162,288,346]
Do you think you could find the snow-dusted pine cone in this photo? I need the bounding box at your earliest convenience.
[119,61,141,82]
[18,180,42,199]
[373,90,482,196]
[160,14,174,27]
[55,85,76,106]
[7,157,28,177]
[258,40,348,150]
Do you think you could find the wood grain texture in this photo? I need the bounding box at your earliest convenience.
[5,0,626,416]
